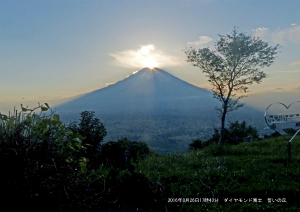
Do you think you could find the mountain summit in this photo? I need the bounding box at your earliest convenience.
[56,68,217,119]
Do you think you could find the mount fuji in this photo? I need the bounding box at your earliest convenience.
[56,68,264,153]
[57,68,217,118]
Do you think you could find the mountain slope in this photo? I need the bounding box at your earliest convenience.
[56,68,218,118]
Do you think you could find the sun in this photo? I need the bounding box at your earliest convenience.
[130,45,159,69]
[144,58,157,69]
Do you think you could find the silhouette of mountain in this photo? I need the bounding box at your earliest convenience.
[57,68,218,119]
[56,68,265,153]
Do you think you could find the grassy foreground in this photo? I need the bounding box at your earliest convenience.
[130,136,300,211]
[2,107,298,211]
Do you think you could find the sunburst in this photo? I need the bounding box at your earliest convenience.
[144,59,157,69]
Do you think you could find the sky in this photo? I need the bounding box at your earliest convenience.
[1,0,299,114]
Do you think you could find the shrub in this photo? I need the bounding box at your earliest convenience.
[0,104,91,210]
[68,111,107,168]
[189,139,213,151]
[227,121,260,143]
[263,131,281,139]
[283,128,298,136]
[206,121,260,145]
[189,139,204,151]
[99,137,150,169]
[263,128,299,139]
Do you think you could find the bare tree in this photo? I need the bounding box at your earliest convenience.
[184,28,280,143]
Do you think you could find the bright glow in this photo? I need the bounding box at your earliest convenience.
[131,45,158,69]
[142,58,157,69]
[109,44,182,68]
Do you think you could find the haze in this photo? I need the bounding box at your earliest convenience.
[1,0,299,114]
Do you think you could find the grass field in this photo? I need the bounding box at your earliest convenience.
[127,136,300,211]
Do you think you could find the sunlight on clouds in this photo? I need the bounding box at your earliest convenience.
[106,82,115,87]
[252,26,300,45]
[188,36,213,45]
[131,45,157,68]
[271,26,300,45]
[109,45,182,68]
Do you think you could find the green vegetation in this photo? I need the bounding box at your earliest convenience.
[99,137,150,169]
[68,111,107,169]
[1,105,299,211]
[184,28,280,143]
[0,104,96,210]
[134,137,300,211]
[189,121,260,151]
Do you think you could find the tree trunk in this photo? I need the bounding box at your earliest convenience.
[219,102,228,144]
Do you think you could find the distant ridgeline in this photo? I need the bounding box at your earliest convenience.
[56,68,265,153]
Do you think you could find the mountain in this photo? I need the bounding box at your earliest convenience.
[57,68,219,118]
[56,68,265,153]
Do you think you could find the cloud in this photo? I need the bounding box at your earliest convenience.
[109,45,182,68]
[289,61,300,66]
[252,27,269,40]
[188,36,213,45]
[274,88,285,91]
[252,26,300,45]
[106,83,115,87]
[271,26,300,45]
[291,23,298,26]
